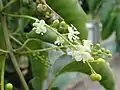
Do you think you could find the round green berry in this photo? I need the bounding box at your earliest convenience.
[97,58,105,64]
[95,74,102,81]
[90,73,102,81]
[92,52,98,56]
[90,73,96,81]
[5,83,13,90]
[108,53,112,58]
[105,50,110,54]
[101,48,105,52]
[96,43,100,48]
[98,50,102,54]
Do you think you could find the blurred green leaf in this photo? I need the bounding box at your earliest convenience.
[56,59,115,90]
[53,55,73,74]
[27,39,48,90]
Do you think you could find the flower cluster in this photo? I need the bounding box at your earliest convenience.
[67,40,94,63]
[68,24,80,42]
[32,19,47,35]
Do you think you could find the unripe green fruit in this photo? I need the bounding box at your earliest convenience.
[97,58,106,64]
[95,74,102,81]
[5,83,13,90]
[90,73,96,81]
[90,73,102,81]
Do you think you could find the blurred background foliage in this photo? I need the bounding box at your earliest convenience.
[0,0,119,90]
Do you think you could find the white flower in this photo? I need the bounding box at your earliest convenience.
[32,19,47,35]
[68,24,80,42]
[67,40,94,63]
[82,40,92,52]
[54,36,65,45]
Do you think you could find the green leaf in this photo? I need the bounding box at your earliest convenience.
[115,13,120,42]
[27,27,57,43]
[99,0,115,24]
[26,39,48,90]
[54,55,115,90]
[101,4,116,40]
[53,55,73,74]
[46,0,88,41]
[87,0,101,12]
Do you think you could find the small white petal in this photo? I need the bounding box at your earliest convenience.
[81,52,91,60]
[35,29,41,34]
[40,20,46,25]
[74,51,82,61]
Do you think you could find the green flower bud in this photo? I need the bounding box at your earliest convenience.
[60,21,66,27]
[98,50,102,54]
[45,12,51,18]
[52,19,60,27]
[108,53,112,58]
[92,52,98,56]
[101,48,105,52]
[96,43,100,48]
[42,5,47,11]
[37,4,43,12]
[105,50,110,54]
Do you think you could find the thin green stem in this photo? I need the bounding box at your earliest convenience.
[15,45,70,54]
[2,12,37,21]
[48,78,56,90]
[1,15,29,90]
[46,25,76,49]
[1,56,6,90]
[10,35,30,50]
[10,35,70,54]
[14,38,41,51]
[2,0,16,10]
[86,61,96,74]
[0,49,9,53]
[0,0,3,11]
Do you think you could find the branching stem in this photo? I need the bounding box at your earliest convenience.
[1,15,29,90]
